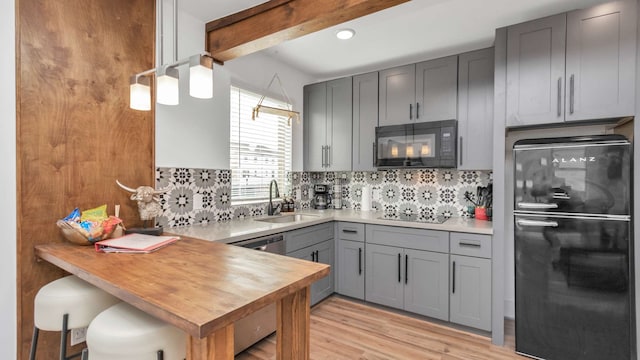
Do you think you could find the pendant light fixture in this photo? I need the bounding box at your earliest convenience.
[189,54,214,99]
[128,0,215,111]
[129,75,151,111]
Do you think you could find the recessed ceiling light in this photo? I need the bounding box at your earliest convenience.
[336,29,355,40]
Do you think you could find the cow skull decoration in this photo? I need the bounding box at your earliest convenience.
[116,180,170,225]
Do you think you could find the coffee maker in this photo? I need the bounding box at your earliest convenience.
[313,184,329,209]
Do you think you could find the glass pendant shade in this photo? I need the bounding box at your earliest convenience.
[129,75,151,111]
[157,66,180,105]
[189,55,213,99]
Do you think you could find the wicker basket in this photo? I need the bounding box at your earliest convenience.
[56,220,115,246]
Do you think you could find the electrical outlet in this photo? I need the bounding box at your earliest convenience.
[70,327,88,346]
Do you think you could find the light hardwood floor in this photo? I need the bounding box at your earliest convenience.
[237,296,527,360]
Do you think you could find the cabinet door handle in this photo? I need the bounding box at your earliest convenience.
[397,253,401,283]
[452,261,456,294]
[459,241,481,248]
[342,229,358,234]
[321,146,325,167]
[569,74,575,114]
[409,104,413,120]
[327,145,331,168]
[404,254,408,285]
[358,247,362,275]
[315,250,319,262]
[372,142,376,167]
[459,136,463,166]
[311,251,316,262]
[416,102,420,119]
[557,77,562,117]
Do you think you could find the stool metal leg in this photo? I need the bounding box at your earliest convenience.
[29,326,39,360]
[156,350,164,360]
[60,313,83,360]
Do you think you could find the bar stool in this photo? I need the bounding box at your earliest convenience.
[30,275,120,360]
[82,302,186,360]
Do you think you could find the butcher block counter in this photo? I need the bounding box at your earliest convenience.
[35,236,330,360]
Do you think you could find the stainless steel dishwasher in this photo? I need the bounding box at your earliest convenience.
[229,233,285,354]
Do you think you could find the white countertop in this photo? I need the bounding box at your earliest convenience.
[166,209,493,244]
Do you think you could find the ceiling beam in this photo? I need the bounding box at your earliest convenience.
[206,0,409,63]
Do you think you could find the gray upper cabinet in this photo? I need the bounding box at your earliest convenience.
[506,0,636,127]
[506,14,567,127]
[565,0,636,121]
[457,48,494,170]
[415,55,458,122]
[303,77,352,171]
[379,57,458,126]
[304,82,328,171]
[379,64,415,126]
[352,72,378,171]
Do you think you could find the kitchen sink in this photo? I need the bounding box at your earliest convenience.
[254,214,320,224]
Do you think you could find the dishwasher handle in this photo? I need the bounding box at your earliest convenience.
[230,234,284,251]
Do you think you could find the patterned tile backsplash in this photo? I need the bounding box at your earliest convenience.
[156,167,492,228]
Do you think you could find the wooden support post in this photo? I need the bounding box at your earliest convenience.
[187,323,234,360]
[276,287,311,360]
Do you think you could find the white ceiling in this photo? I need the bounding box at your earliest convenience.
[181,0,610,80]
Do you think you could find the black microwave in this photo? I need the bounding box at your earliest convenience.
[375,120,457,168]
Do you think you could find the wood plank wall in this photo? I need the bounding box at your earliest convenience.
[16,0,155,358]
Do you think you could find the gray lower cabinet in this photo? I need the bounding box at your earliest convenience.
[303,77,352,171]
[352,72,378,171]
[336,222,366,299]
[365,225,449,321]
[449,232,492,331]
[285,223,335,305]
[457,48,494,170]
[505,0,636,127]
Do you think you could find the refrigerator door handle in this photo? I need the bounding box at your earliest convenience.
[517,202,558,210]
[516,219,559,227]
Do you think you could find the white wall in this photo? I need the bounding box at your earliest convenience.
[1,0,17,357]
[155,3,314,171]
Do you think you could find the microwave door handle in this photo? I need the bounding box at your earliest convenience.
[517,202,558,210]
[517,219,559,227]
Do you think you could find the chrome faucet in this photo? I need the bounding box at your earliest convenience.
[268,179,281,216]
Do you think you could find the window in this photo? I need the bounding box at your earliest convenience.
[230,86,292,203]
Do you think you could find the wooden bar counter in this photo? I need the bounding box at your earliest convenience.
[35,237,330,360]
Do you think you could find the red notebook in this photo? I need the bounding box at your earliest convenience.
[95,233,179,253]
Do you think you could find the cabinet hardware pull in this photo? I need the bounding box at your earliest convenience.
[416,102,420,119]
[315,250,319,262]
[557,77,562,117]
[321,146,325,167]
[342,229,358,234]
[372,142,376,167]
[404,254,408,284]
[327,146,331,168]
[452,261,456,294]
[311,251,316,262]
[358,247,362,275]
[409,104,413,120]
[569,74,575,114]
[459,242,481,247]
[398,253,401,283]
[459,136,463,166]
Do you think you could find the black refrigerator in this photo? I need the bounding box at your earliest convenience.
[513,135,634,360]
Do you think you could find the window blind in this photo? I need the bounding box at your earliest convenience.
[230,86,292,203]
